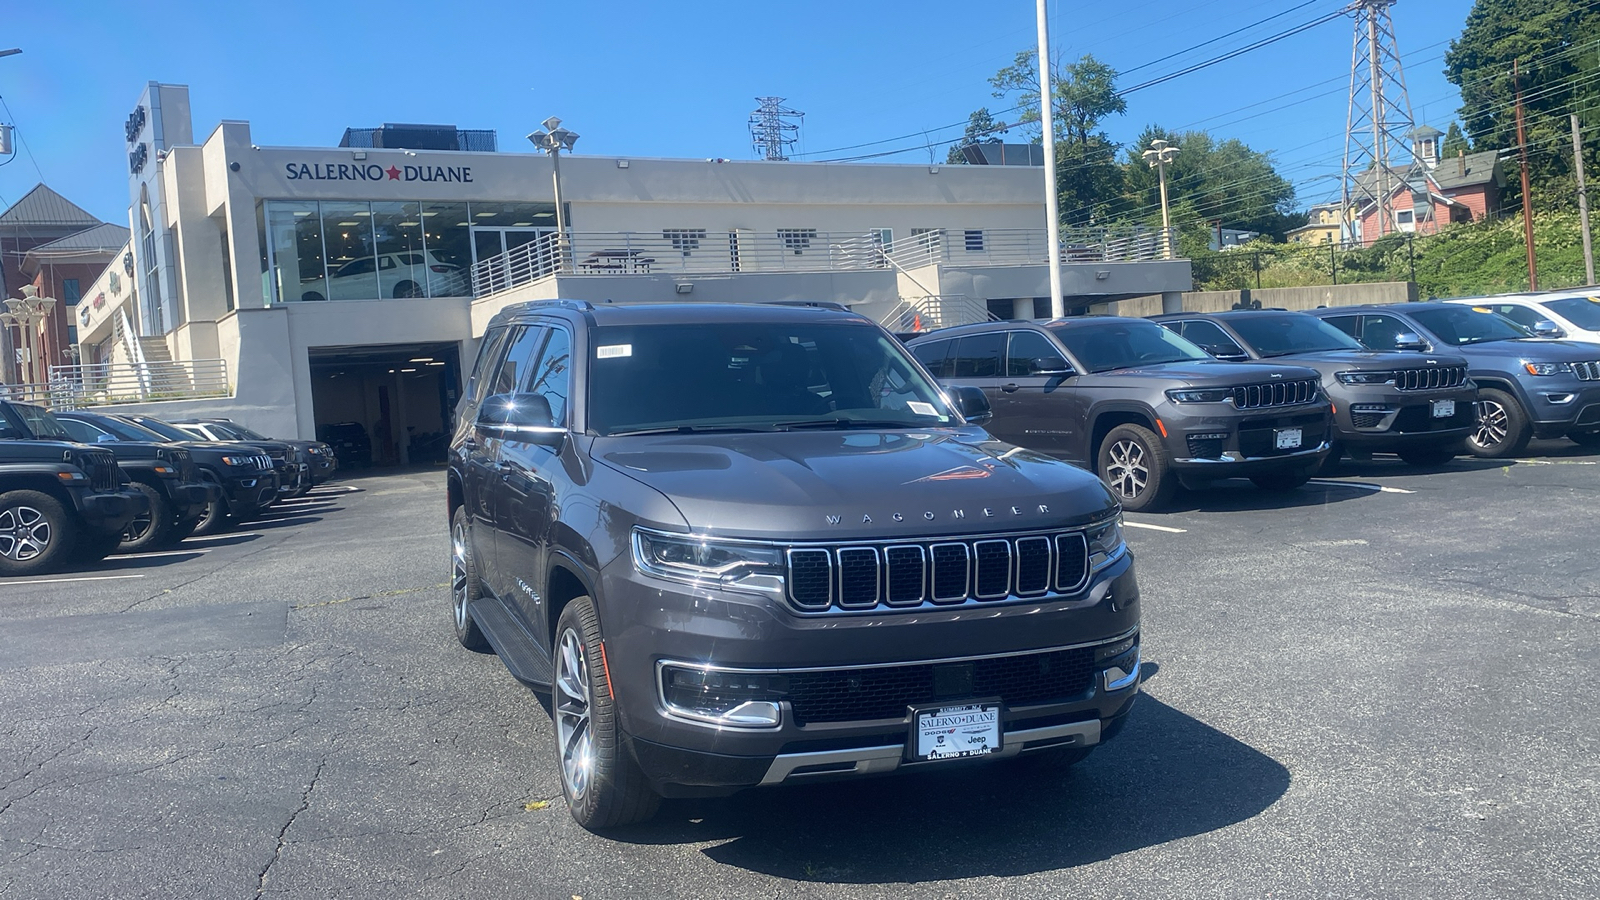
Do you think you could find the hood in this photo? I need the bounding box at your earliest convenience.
[172,440,252,452]
[1092,360,1322,385]
[0,439,80,462]
[1446,338,1600,363]
[591,428,1117,541]
[1244,349,1469,373]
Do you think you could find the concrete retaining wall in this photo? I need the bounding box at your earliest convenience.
[1107,281,1418,317]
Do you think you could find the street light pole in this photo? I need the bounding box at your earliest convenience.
[528,117,580,274]
[1035,0,1063,319]
[1142,139,1179,259]
[1,286,56,389]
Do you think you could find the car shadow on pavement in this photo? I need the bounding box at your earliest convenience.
[1166,478,1378,513]
[246,515,325,530]
[86,551,210,570]
[612,692,1290,881]
[177,533,263,548]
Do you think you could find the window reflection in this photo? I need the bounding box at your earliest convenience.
[266,201,326,303]
[422,201,471,297]
[321,201,378,301]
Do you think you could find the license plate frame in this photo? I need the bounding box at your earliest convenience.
[908,701,1003,762]
[1432,399,1456,419]
[1274,427,1303,450]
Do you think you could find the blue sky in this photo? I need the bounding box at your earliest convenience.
[0,0,1475,225]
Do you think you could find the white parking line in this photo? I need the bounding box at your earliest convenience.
[1307,479,1416,495]
[181,533,262,543]
[110,548,212,560]
[4,574,147,586]
[308,485,361,495]
[1123,521,1187,533]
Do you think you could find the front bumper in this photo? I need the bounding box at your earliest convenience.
[1332,384,1479,448]
[166,479,220,520]
[221,471,279,514]
[1164,402,1333,472]
[1528,383,1600,437]
[74,488,151,535]
[598,551,1141,796]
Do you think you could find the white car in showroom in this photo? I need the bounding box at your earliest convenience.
[1446,293,1600,346]
[301,250,469,301]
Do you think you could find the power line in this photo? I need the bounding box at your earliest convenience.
[0,94,46,183]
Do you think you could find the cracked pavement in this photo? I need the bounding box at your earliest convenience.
[1,451,1597,899]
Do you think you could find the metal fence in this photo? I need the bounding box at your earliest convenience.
[884,227,1178,270]
[10,358,235,409]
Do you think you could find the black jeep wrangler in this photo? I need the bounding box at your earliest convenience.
[0,405,148,575]
[449,301,1142,830]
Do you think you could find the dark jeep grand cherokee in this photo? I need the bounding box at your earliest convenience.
[450,301,1141,830]
[907,317,1333,511]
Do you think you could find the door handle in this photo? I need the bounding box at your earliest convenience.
[1001,383,1020,393]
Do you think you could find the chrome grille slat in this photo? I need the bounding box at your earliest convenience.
[787,549,833,610]
[1054,533,1089,593]
[1014,536,1052,596]
[835,547,880,609]
[1574,361,1600,382]
[973,539,1011,599]
[1394,365,1468,391]
[883,545,926,606]
[1230,379,1318,409]
[929,543,970,603]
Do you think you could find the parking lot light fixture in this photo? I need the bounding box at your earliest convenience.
[1142,139,1179,259]
[528,117,579,273]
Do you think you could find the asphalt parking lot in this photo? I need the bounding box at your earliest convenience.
[1,451,1597,899]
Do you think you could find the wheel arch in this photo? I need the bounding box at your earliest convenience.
[1090,405,1160,457]
[0,475,78,512]
[545,551,599,648]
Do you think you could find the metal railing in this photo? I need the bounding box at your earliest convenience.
[884,227,1179,270]
[23,358,233,409]
[879,294,996,332]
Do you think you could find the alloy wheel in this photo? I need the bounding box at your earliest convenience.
[555,627,595,802]
[123,508,154,544]
[451,520,471,631]
[1472,400,1509,450]
[0,505,51,562]
[1106,439,1149,500]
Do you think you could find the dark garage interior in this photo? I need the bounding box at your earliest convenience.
[309,341,463,467]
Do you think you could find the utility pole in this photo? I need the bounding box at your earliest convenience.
[1036,0,1063,319]
[1514,59,1538,290]
[1573,113,1595,285]
[1142,139,1179,259]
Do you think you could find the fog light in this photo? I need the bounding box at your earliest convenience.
[1350,403,1389,413]
[661,665,787,727]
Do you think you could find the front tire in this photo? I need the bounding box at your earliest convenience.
[449,508,491,652]
[1467,389,1531,458]
[1097,424,1175,513]
[0,491,77,577]
[554,596,660,830]
[191,493,233,536]
[1249,466,1312,492]
[118,482,173,552]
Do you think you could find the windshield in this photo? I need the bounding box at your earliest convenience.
[99,417,175,442]
[1412,306,1533,345]
[127,417,197,442]
[586,320,955,435]
[13,404,72,440]
[1544,296,1600,330]
[1048,319,1213,373]
[1226,314,1365,356]
[203,422,254,441]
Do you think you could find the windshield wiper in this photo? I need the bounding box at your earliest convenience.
[606,425,780,436]
[773,418,926,430]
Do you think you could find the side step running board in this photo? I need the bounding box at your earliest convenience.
[468,596,554,686]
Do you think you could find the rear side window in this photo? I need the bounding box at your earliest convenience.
[523,326,572,426]
[467,326,509,405]
[1321,316,1359,340]
[1491,304,1545,330]
[59,419,108,442]
[951,332,1004,377]
[910,339,953,378]
[1178,320,1246,356]
[1006,331,1064,376]
[490,325,547,397]
[1358,314,1413,350]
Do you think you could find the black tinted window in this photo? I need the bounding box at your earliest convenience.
[1178,320,1247,356]
[911,339,953,378]
[1545,296,1600,329]
[951,332,1004,377]
[467,326,508,405]
[13,405,71,440]
[490,325,546,397]
[1490,304,1545,329]
[336,258,375,276]
[1411,306,1530,345]
[523,326,572,425]
[1006,331,1066,376]
[58,418,107,442]
[1359,314,1415,349]
[1225,314,1362,356]
[1322,315,1359,339]
[1049,320,1211,373]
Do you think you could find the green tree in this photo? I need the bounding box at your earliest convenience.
[1443,0,1600,200]
[1442,121,1471,157]
[946,108,1007,164]
[1120,126,1298,238]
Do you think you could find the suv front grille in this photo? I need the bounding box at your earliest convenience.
[1574,361,1600,381]
[1395,365,1468,390]
[80,450,120,492]
[786,529,1092,613]
[785,646,1097,724]
[1230,379,1318,409]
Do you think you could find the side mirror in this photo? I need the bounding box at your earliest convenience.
[1030,356,1075,377]
[1531,319,1565,338]
[1201,345,1251,362]
[1393,332,1429,351]
[476,393,565,447]
[946,385,993,424]
[96,433,118,443]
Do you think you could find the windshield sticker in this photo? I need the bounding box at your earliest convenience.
[1588,297,1600,303]
[596,344,632,359]
[1471,306,1492,313]
[907,401,939,417]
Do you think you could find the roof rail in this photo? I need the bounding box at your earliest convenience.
[521,299,594,311]
[765,300,849,311]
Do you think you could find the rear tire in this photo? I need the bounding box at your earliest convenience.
[449,507,491,653]
[118,482,174,552]
[554,596,661,830]
[1097,424,1175,513]
[1396,443,1459,467]
[1466,389,1531,459]
[1249,467,1312,492]
[0,491,77,577]
[191,494,233,536]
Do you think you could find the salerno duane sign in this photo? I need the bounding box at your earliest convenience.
[285,162,473,183]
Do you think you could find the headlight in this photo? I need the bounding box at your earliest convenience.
[1335,370,1396,385]
[632,528,784,595]
[221,455,252,466]
[1523,361,1574,376]
[1086,516,1126,570]
[658,664,785,727]
[1165,388,1233,403]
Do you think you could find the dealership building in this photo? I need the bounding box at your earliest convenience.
[76,82,1190,461]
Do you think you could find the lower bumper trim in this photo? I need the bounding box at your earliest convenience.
[757,718,1103,786]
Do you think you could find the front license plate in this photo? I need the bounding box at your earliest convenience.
[1432,399,1456,418]
[912,703,1002,761]
[1275,427,1303,450]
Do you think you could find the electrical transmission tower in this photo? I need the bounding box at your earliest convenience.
[749,97,803,161]
[1341,0,1429,246]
